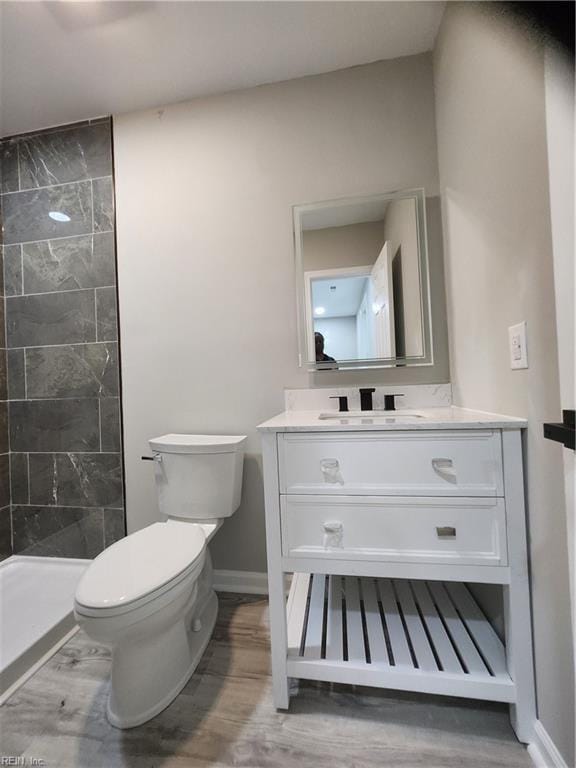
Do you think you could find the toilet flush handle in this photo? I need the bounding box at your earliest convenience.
[141,454,162,462]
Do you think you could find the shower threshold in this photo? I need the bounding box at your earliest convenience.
[0,555,89,704]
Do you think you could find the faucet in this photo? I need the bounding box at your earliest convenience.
[359,388,375,411]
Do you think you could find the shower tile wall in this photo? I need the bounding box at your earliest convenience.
[0,119,125,559]
[0,251,9,558]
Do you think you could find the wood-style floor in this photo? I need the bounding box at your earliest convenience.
[1,594,531,768]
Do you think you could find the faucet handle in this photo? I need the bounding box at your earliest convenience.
[383,393,405,411]
[329,395,349,413]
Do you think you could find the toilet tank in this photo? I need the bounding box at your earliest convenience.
[148,434,247,521]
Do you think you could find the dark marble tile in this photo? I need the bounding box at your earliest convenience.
[92,177,114,232]
[3,243,23,296]
[12,505,104,558]
[2,180,92,245]
[6,289,96,348]
[26,342,118,399]
[18,123,112,189]
[0,506,11,560]
[10,398,100,452]
[29,453,123,508]
[0,349,6,401]
[0,139,19,193]
[10,452,29,505]
[100,396,121,451]
[104,507,125,548]
[7,348,25,399]
[0,453,9,508]
[22,232,115,294]
[0,403,7,454]
[95,286,118,341]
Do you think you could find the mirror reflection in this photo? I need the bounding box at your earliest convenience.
[295,189,431,370]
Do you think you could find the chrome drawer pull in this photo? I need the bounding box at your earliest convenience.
[431,457,457,484]
[323,521,343,548]
[320,458,344,485]
[436,526,457,538]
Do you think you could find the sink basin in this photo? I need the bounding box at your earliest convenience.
[318,410,425,421]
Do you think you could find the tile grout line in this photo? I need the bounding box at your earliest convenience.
[26,453,30,505]
[23,347,27,400]
[90,178,95,235]
[2,229,114,248]
[12,503,124,511]
[6,285,116,300]
[10,396,119,403]
[0,174,113,196]
[19,244,24,295]
[98,398,102,453]
[1,234,13,547]
[8,340,117,352]
[94,287,99,343]
[16,140,21,192]
[15,451,121,455]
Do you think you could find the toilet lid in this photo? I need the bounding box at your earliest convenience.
[75,522,206,611]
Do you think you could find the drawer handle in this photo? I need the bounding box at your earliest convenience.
[323,521,343,548]
[320,458,344,485]
[436,526,457,538]
[432,457,457,484]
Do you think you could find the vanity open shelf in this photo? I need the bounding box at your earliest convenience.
[286,573,514,702]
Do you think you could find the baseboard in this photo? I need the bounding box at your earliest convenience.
[213,569,268,595]
[528,720,569,768]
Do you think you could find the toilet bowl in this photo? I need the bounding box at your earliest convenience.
[74,433,246,728]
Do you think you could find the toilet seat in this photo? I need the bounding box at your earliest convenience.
[75,522,206,617]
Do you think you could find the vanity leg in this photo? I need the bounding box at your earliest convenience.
[502,430,536,744]
[262,433,290,710]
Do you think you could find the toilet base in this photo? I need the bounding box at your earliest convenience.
[106,589,218,729]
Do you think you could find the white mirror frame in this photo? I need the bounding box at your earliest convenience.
[293,188,434,371]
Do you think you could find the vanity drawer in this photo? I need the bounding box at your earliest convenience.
[278,430,503,497]
[280,495,508,567]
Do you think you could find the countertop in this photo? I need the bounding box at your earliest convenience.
[257,406,527,432]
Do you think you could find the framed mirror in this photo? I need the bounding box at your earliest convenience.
[294,188,433,371]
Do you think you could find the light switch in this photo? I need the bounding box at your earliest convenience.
[509,322,528,369]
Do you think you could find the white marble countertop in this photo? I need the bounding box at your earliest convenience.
[257,406,527,432]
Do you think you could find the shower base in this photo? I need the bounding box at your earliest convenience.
[0,555,89,703]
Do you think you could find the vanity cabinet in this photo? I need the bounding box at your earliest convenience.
[258,411,536,744]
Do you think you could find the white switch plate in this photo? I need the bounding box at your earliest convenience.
[509,321,528,369]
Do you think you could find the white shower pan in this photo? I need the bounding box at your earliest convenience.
[0,556,89,703]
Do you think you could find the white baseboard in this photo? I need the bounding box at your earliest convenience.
[213,569,268,595]
[528,720,570,768]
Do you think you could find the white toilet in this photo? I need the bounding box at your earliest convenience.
[74,433,246,729]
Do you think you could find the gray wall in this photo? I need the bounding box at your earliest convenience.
[113,54,447,568]
[0,119,125,558]
[302,221,385,271]
[434,4,574,762]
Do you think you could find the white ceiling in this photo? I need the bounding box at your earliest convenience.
[312,275,368,318]
[0,1,445,137]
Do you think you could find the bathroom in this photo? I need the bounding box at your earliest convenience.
[0,1,574,766]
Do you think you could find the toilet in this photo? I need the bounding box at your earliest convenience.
[74,433,246,729]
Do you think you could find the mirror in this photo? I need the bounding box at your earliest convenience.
[294,189,433,370]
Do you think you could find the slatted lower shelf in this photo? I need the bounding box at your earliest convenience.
[286,573,515,702]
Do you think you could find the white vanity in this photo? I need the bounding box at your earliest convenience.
[258,405,536,743]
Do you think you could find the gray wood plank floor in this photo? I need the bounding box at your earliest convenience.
[1,594,531,768]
